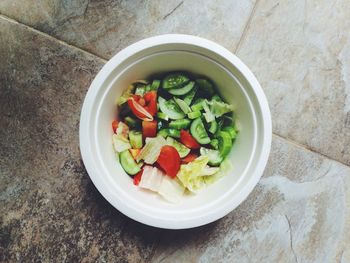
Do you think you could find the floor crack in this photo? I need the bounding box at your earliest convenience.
[163,1,184,20]
[285,215,299,263]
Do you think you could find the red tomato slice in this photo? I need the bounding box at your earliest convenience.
[181,153,198,164]
[143,91,157,116]
[180,130,200,149]
[157,145,180,178]
[133,169,143,186]
[112,120,119,133]
[142,120,157,138]
[127,98,153,121]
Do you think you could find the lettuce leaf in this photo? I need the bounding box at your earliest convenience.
[117,84,134,105]
[207,100,234,117]
[204,158,233,185]
[112,134,131,152]
[203,100,215,122]
[136,135,167,164]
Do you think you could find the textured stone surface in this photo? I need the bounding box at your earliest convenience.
[0,0,256,59]
[237,0,350,165]
[151,135,350,263]
[0,17,158,262]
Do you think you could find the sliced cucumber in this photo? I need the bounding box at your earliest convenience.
[168,81,195,96]
[196,78,215,98]
[162,73,189,90]
[166,137,190,158]
[190,118,210,144]
[174,97,191,114]
[182,86,197,105]
[151,79,161,90]
[169,119,191,130]
[208,120,218,134]
[167,128,181,138]
[124,116,141,129]
[200,147,223,166]
[222,126,237,139]
[129,130,143,149]
[157,112,169,121]
[120,150,141,175]
[191,98,204,111]
[158,97,185,120]
[158,129,169,138]
[210,139,219,150]
[218,131,232,158]
[188,111,201,119]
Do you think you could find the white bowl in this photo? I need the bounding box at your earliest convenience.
[80,34,272,229]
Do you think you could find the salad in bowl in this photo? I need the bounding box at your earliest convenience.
[112,72,237,203]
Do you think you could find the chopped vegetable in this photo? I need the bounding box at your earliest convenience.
[180,130,200,149]
[168,81,195,96]
[116,121,129,138]
[158,97,185,120]
[112,120,119,133]
[181,153,198,164]
[190,118,210,144]
[217,131,232,158]
[169,119,191,130]
[142,120,157,138]
[112,134,131,152]
[120,150,141,175]
[124,116,141,129]
[158,176,185,203]
[129,130,143,149]
[136,135,167,164]
[156,145,181,178]
[117,85,134,105]
[133,169,143,185]
[200,147,223,166]
[139,165,164,191]
[207,100,234,117]
[166,137,190,158]
[202,100,215,123]
[129,148,141,160]
[174,97,191,114]
[162,73,189,90]
[127,97,154,121]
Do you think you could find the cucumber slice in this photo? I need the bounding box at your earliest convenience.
[158,97,185,120]
[167,128,181,138]
[222,126,237,139]
[120,150,141,175]
[210,139,219,150]
[169,119,191,129]
[208,120,218,134]
[124,116,141,129]
[162,73,189,90]
[168,81,195,96]
[182,86,197,105]
[129,130,143,149]
[190,118,210,144]
[218,131,232,158]
[196,79,215,98]
[174,97,191,114]
[188,111,201,119]
[158,129,169,138]
[151,80,161,90]
[200,147,223,166]
[191,98,204,111]
[157,112,169,121]
[166,137,190,158]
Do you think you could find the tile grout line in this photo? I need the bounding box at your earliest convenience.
[0,13,108,63]
[272,133,350,168]
[234,0,261,53]
[1,10,348,169]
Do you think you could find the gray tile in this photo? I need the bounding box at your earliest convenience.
[236,0,350,165]
[0,0,256,59]
[151,136,350,263]
[0,17,158,262]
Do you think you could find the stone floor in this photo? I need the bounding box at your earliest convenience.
[0,1,349,262]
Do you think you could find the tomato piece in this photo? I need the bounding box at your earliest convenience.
[143,91,157,116]
[133,169,143,186]
[180,130,200,149]
[129,148,141,159]
[181,153,198,164]
[127,98,153,121]
[112,120,119,133]
[142,120,157,138]
[157,145,180,178]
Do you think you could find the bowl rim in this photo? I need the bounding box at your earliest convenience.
[80,34,272,229]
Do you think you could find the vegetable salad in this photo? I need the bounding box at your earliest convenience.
[112,72,237,203]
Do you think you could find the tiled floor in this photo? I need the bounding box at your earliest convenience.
[1,1,349,262]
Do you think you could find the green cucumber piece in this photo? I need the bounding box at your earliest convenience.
[157,112,169,121]
[208,120,218,134]
[190,118,210,144]
[162,73,189,90]
[169,119,191,129]
[166,137,190,158]
[168,81,195,96]
[167,128,181,138]
[218,131,232,158]
[158,97,185,120]
[174,97,191,114]
[210,139,219,150]
[222,126,237,139]
[191,98,204,111]
[124,116,141,129]
[200,147,223,166]
[182,86,197,105]
[188,111,201,119]
[120,150,141,175]
[129,130,143,149]
[158,129,169,138]
[196,79,215,98]
[151,80,161,90]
